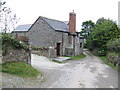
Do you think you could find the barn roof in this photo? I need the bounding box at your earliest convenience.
[41,16,69,32]
[14,24,32,32]
[14,16,69,32]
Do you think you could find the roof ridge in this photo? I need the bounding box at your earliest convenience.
[40,16,69,32]
[40,16,66,24]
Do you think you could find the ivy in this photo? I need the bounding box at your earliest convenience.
[2,34,29,56]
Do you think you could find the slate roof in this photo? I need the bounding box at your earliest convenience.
[41,17,69,32]
[14,24,32,32]
[14,16,69,32]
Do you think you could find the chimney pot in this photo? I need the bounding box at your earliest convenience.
[69,11,76,34]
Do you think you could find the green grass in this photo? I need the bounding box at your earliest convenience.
[52,60,63,63]
[1,62,41,78]
[71,54,86,60]
[99,56,119,70]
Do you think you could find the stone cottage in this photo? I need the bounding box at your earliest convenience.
[13,11,84,57]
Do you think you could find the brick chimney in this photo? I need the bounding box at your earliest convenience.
[69,10,76,34]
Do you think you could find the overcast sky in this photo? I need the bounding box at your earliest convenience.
[4,0,120,31]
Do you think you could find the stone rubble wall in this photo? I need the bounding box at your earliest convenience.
[108,55,120,66]
[31,47,56,58]
[2,47,31,64]
[31,48,49,58]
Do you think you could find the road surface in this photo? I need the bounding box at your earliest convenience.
[2,50,118,88]
[31,50,118,88]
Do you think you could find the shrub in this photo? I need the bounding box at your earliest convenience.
[107,38,120,52]
[97,49,106,56]
[2,34,29,56]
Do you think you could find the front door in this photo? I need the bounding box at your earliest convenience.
[56,43,60,56]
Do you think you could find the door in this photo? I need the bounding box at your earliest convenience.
[56,43,61,56]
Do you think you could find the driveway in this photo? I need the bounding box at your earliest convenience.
[31,50,118,88]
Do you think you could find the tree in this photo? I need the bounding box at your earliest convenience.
[96,17,107,24]
[80,20,95,39]
[87,18,120,56]
[107,38,120,53]
[0,1,19,33]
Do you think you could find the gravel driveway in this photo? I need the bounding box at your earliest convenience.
[2,50,118,88]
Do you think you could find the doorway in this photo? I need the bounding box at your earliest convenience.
[56,43,61,56]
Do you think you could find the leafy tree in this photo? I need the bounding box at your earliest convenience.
[0,1,19,33]
[107,38,120,53]
[87,18,120,56]
[96,17,107,24]
[80,20,95,39]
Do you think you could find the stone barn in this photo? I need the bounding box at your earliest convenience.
[13,11,84,57]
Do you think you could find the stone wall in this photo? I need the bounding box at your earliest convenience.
[65,48,74,56]
[31,47,56,58]
[107,54,120,66]
[28,17,62,47]
[2,47,31,64]
[31,48,49,58]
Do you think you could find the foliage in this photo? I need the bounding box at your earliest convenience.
[2,34,29,56]
[96,17,109,24]
[107,38,120,52]
[1,62,40,78]
[71,54,86,60]
[80,20,95,39]
[86,18,120,56]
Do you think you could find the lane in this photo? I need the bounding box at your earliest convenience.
[31,50,118,88]
[2,50,118,88]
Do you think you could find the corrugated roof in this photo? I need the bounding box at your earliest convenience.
[41,17,69,32]
[14,24,32,32]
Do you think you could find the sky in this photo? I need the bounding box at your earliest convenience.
[3,0,120,31]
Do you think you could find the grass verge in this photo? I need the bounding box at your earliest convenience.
[1,62,41,78]
[89,50,120,70]
[71,54,86,60]
[99,56,120,70]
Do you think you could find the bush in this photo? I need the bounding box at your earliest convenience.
[2,34,29,56]
[97,49,106,56]
[107,38,120,52]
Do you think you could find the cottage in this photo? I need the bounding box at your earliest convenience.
[13,11,84,57]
